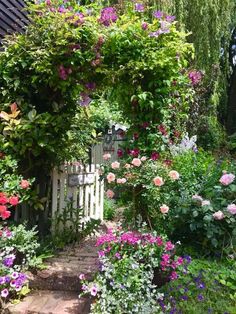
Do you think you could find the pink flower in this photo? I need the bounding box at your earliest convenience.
[8,196,19,206]
[106,172,116,183]
[1,288,9,298]
[1,211,11,220]
[141,156,147,161]
[219,173,235,186]
[115,252,121,259]
[20,180,30,189]
[192,194,203,202]
[170,271,178,280]
[156,236,163,246]
[117,178,127,184]
[227,204,236,215]
[141,22,148,30]
[153,176,164,186]
[168,170,180,180]
[111,161,120,169]
[131,158,141,167]
[202,200,210,206]
[176,257,184,266]
[165,241,175,251]
[90,285,98,296]
[0,193,8,204]
[160,204,169,214]
[0,205,7,213]
[106,189,115,198]
[79,274,85,280]
[213,211,224,220]
[151,151,160,160]
[103,153,111,160]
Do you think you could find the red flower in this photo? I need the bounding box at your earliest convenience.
[0,205,7,213]
[0,193,8,205]
[158,124,167,136]
[151,152,160,160]
[9,196,19,206]
[1,211,11,220]
[20,180,30,189]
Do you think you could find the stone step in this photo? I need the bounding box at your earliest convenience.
[7,290,91,314]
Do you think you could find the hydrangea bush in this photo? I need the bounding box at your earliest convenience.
[79,227,188,313]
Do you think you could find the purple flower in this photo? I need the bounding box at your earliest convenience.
[11,272,19,280]
[0,277,5,285]
[4,276,11,283]
[135,3,144,12]
[98,250,105,257]
[181,295,188,301]
[15,285,22,292]
[141,22,148,30]
[166,15,176,22]
[188,70,202,86]
[58,6,67,13]
[79,92,92,107]
[99,7,118,27]
[81,284,88,291]
[197,282,205,289]
[197,294,204,301]
[3,254,15,268]
[85,82,96,91]
[153,10,164,19]
[1,288,9,298]
[115,252,121,259]
[149,31,160,38]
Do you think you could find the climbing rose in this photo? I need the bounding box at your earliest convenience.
[168,170,180,180]
[8,196,19,206]
[124,163,131,169]
[151,151,160,160]
[213,211,224,220]
[0,193,8,204]
[141,156,147,161]
[117,149,123,158]
[153,176,164,186]
[103,153,111,160]
[131,158,141,167]
[20,180,30,189]
[0,205,7,213]
[202,200,210,206]
[111,161,120,169]
[117,178,127,184]
[227,204,236,215]
[219,173,235,186]
[106,190,115,199]
[1,211,11,220]
[192,194,203,202]
[160,204,169,214]
[107,173,116,183]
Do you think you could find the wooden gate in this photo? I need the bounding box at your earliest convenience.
[52,163,104,221]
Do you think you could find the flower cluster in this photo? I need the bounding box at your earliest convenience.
[98,7,118,26]
[79,227,188,313]
[0,192,19,220]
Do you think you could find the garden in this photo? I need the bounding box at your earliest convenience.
[0,0,236,313]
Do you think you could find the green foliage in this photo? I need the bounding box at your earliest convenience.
[51,200,100,248]
[103,197,116,221]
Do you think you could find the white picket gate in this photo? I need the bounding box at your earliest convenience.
[52,163,104,221]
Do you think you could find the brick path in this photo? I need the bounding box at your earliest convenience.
[6,237,100,314]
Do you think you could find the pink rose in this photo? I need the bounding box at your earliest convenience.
[160,204,169,214]
[103,153,111,160]
[153,176,164,187]
[111,161,120,169]
[168,170,180,180]
[141,156,147,162]
[219,173,235,186]
[8,196,19,206]
[20,180,30,189]
[106,189,115,198]
[192,194,203,202]
[117,178,127,184]
[213,211,224,220]
[131,158,141,167]
[202,200,210,206]
[227,204,236,215]
[106,172,116,183]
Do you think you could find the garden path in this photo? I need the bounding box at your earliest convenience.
[6,222,115,314]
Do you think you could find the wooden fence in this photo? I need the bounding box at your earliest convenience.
[52,163,104,221]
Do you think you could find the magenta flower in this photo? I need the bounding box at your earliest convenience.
[151,151,160,160]
[129,148,140,157]
[188,70,202,86]
[135,3,145,12]
[99,7,118,26]
[141,22,148,30]
[219,173,235,186]
[90,284,98,296]
[165,241,175,251]
[117,149,123,158]
[170,271,178,280]
[115,252,121,259]
[79,274,85,280]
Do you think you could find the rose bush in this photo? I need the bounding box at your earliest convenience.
[79,227,188,313]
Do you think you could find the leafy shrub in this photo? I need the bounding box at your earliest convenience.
[79,226,188,313]
[103,198,116,221]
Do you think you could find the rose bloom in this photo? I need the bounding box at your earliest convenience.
[227,204,236,215]
[111,161,120,169]
[212,211,224,220]
[117,178,127,184]
[141,156,147,161]
[20,180,30,189]
[106,172,116,183]
[131,158,142,167]
[219,173,235,186]
[192,194,203,202]
[153,176,164,186]
[0,205,7,213]
[103,153,111,160]
[8,196,19,206]
[160,204,169,214]
[106,189,115,199]
[168,170,180,180]
[1,211,11,220]
[124,163,131,169]
[202,200,210,206]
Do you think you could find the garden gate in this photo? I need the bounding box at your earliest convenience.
[52,163,104,221]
